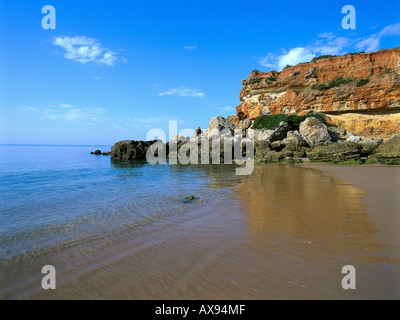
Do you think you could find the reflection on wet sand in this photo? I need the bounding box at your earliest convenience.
[2,164,398,299]
[234,165,399,299]
[236,165,377,254]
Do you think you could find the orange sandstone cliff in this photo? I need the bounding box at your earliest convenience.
[235,48,400,138]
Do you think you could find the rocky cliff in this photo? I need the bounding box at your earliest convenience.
[234,48,400,138]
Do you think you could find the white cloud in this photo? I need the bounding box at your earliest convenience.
[356,23,400,52]
[355,35,381,52]
[22,104,108,123]
[261,48,316,71]
[158,86,205,98]
[260,23,400,71]
[278,48,316,70]
[184,44,198,50]
[52,36,120,66]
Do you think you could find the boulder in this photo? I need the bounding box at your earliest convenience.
[270,121,292,142]
[111,140,157,161]
[236,118,252,130]
[282,130,308,147]
[299,117,331,147]
[170,135,187,143]
[253,129,274,142]
[358,138,383,156]
[208,116,235,132]
[253,121,292,142]
[347,135,363,143]
[371,135,400,164]
[91,150,102,155]
[307,143,362,163]
[328,127,351,142]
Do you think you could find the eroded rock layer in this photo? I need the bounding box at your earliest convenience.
[235,48,400,138]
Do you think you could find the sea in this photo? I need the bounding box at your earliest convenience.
[0,145,398,299]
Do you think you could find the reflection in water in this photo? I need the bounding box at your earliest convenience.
[236,165,379,255]
[1,163,398,299]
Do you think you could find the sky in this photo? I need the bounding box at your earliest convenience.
[0,0,399,145]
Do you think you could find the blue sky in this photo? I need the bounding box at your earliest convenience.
[0,0,399,145]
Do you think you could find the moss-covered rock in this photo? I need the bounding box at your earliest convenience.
[370,135,400,164]
[307,143,362,163]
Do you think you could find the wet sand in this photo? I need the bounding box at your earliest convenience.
[299,163,400,258]
[1,164,399,300]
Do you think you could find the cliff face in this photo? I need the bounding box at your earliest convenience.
[235,48,400,138]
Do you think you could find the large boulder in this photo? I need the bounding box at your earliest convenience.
[208,116,235,132]
[358,138,383,156]
[299,117,331,147]
[270,121,292,142]
[111,140,157,161]
[282,130,308,147]
[371,135,400,164]
[208,116,236,140]
[307,143,362,163]
[253,121,292,142]
[328,127,351,142]
[253,129,274,142]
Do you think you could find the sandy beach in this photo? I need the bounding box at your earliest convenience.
[298,163,400,257]
[3,163,398,300]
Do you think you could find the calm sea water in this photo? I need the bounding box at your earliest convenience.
[0,145,241,266]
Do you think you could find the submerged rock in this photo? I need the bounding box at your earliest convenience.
[91,150,102,155]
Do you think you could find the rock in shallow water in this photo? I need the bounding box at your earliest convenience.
[111,140,157,161]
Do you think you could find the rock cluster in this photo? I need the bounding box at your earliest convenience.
[110,115,400,165]
[91,150,111,156]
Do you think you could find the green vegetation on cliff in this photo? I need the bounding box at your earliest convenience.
[312,76,353,91]
[252,113,326,130]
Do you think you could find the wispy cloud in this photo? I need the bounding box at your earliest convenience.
[21,104,108,123]
[158,86,205,98]
[184,44,198,50]
[19,105,192,129]
[260,23,400,71]
[356,22,400,52]
[52,36,122,66]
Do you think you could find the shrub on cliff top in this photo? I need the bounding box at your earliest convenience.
[311,55,337,62]
[356,78,370,87]
[252,113,326,131]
